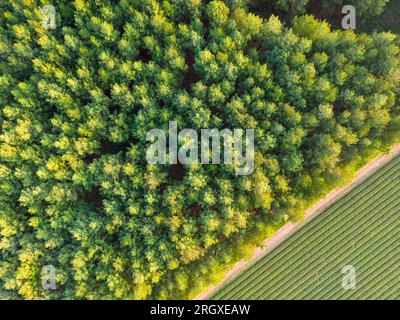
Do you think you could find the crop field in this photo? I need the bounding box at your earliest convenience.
[211,156,400,300]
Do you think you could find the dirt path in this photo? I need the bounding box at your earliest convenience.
[194,144,400,300]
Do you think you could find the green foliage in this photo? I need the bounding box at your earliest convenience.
[320,0,390,23]
[211,156,400,300]
[0,0,399,300]
[367,0,400,34]
[249,0,391,28]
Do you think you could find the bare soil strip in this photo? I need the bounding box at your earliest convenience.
[195,144,400,300]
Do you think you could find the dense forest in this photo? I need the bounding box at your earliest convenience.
[0,0,399,299]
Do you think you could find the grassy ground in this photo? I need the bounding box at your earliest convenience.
[211,155,400,300]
